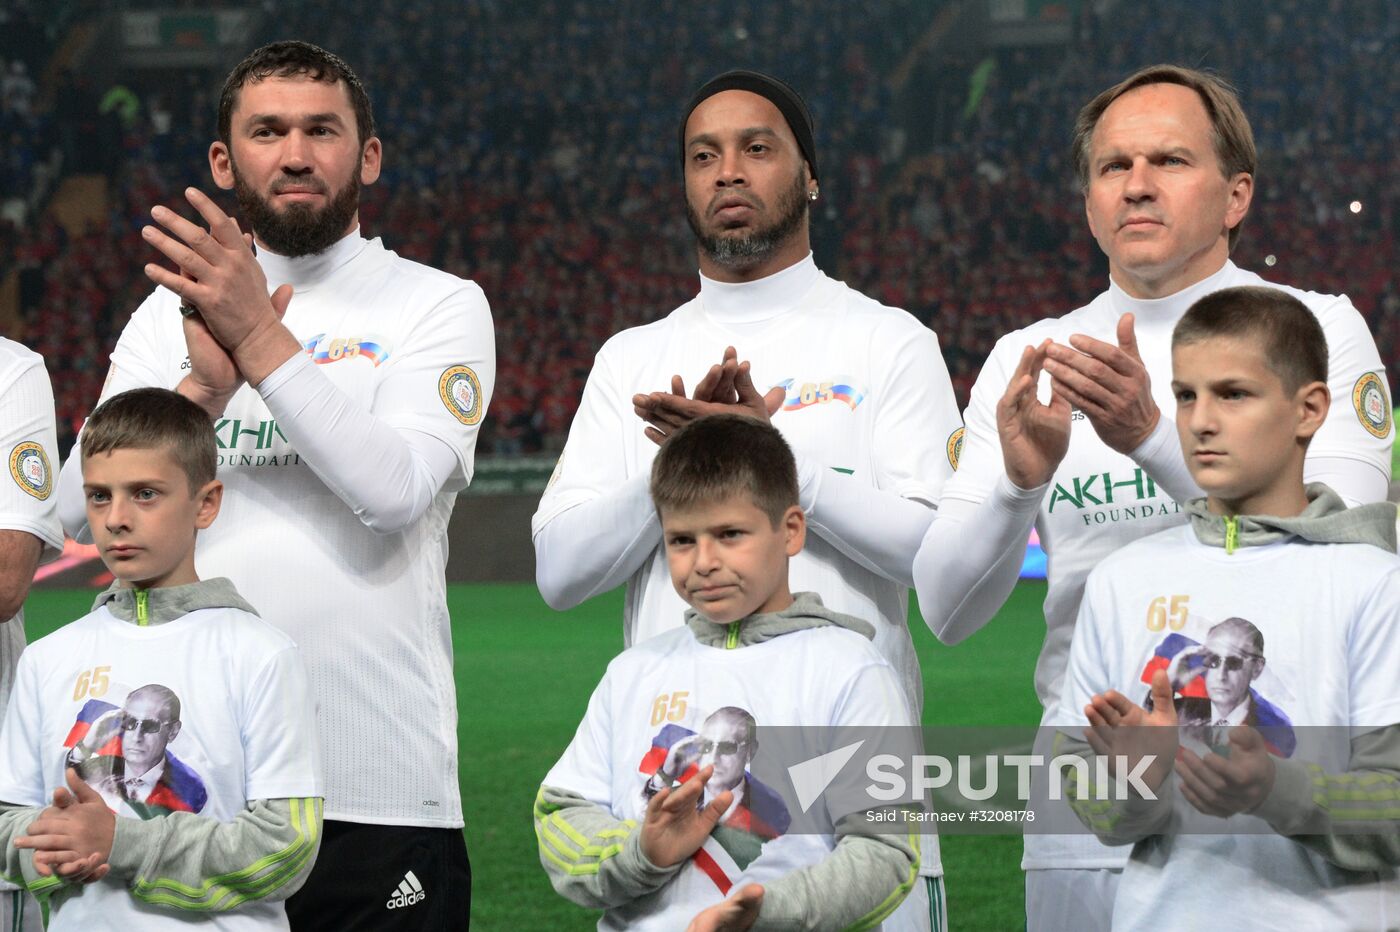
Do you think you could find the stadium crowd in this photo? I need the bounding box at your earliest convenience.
[3,0,1395,456]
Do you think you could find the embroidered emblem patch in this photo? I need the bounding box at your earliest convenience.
[546,452,565,489]
[439,365,484,426]
[1352,372,1391,438]
[946,427,965,471]
[9,441,52,500]
[775,377,866,412]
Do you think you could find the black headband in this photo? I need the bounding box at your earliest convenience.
[679,69,818,181]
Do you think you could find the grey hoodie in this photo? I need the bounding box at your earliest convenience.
[1185,482,1398,553]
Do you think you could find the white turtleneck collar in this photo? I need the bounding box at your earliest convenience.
[255,228,368,292]
[1106,260,1237,328]
[697,253,821,324]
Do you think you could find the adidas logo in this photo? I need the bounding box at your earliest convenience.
[386,870,426,909]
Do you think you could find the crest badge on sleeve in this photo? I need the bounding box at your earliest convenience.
[439,365,484,426]
[946,426,965,471]
[1352,372,1392,439]
[9,441,52,500]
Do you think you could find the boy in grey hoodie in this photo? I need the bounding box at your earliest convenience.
[0,388,322,930]
[536,414,922,931]
[1055,286,1400,929]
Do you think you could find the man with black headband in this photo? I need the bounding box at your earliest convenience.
[534,69,960,930]
[57,41,492,929]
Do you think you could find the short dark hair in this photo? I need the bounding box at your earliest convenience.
[218,40,375,148]
[1172,286,1327,392]
[650,415,798,527]
[1073,64,1256,251]
[82,388,218,492]
[1210,617,1265,656]
[126,683,182,723]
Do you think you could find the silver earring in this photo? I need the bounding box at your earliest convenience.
[808,190,819,201]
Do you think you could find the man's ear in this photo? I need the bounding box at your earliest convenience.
[1223,172,1253,237]
[194,479,224,530]
[360,136,382,186]
[783,505,805,557]
[1295,380,1330,441]
[209,141,235,191]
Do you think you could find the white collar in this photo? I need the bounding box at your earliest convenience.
[697,254,821,324]
[706,779,749,819]
[1211,699,1251,727]
[255,228,368,292]
[1106,260,1237,329]
[123,757,167,797]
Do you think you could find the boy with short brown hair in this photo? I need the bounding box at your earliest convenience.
[0,387,323,930]
[537,414,922,930]
[1057,286,1400,928]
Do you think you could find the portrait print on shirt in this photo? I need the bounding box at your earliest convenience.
[1140,617,1296,757]
[639,705,791,889]
[62,683,209,818]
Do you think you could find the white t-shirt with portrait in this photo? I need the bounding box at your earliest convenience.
[545,622,914,931]
[0,603,321,930]
[1055,525,1400,929]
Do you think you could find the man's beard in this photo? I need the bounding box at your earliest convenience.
[685,168,808,272]
[232,160,360,258]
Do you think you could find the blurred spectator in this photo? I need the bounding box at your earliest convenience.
[7,0,1397,459]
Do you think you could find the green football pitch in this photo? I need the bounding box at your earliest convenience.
[23,581,1048,930]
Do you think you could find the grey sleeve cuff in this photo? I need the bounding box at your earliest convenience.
[1250,726,1400,871]
[1056,731,1174,845]
[108,797,322,908]
[752,811,919,931]
[535,785,682,909]
[1249,756,1315,832]
[0,803,51,894]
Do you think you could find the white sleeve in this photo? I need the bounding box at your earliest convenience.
[914,476,1044,644]
[1306,293,1391,494]
[1347,566,1400,729]
[1128,414,1201,504]
[867,321,962,505]
[57,448,88,543]
[0,356,62,560]
[256,280,493,533]
[0,653,45,807]
[542,668,616,807]
[1053,571,1113,729]
[1305,456,1389,508]
[58,290,181,542]
[1130,386,1389,510]
[933,335,1013,511]
[533,474,660,611]
[794,322,958,587]
[258,354,461,533]
[797,454,933,589]
[366,280,495,489]
[532,347,660,610]
[820,655,918,823]
[240,644,322,801]
[914,336,1039,643]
